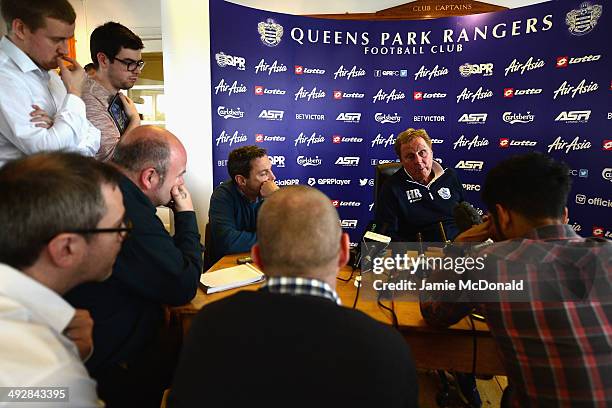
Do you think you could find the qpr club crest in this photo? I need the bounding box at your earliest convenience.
[258,18,283,47]
[438,187,451,200]
[566,2,602,35]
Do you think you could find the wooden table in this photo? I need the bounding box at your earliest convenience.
[169,254,505,375]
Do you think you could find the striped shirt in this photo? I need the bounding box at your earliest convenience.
[421,224,612,407]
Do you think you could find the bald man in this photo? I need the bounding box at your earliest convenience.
[66,125,203,408]
[169,186,418,408]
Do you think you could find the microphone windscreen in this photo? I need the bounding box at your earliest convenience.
[453,201,482,233]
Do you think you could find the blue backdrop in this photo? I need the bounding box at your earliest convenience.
[210,0,610,243]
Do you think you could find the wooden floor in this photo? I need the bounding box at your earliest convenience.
[418,371,507,407]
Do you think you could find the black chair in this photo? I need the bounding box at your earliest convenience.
[202,222,213,272]
[373,162,402,218]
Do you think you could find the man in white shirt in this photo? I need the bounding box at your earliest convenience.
[0,0,100,168]
[0,152,128,407]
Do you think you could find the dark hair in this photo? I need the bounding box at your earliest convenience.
[227,145,267,181]
[84,63,96,72]
[1,0,75,32]
[0,152,122,269]
[90,22,144,69]
[482,152,571,220]
[112,136,170,180]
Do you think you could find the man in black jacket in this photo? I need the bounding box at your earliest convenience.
[66,125,203,407]
[169,186,418,408]
[377,128,465,242]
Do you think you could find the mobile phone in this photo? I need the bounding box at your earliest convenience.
[237,256,253,264]
[107,93,130,135]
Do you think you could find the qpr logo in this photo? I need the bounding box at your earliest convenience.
[215,52,245,70]
[503,88,542,98]
[459,63,493,77]
[547,136,592,153]
[555,110,591,123]
[455,160,484,171]
[336,112,361,123]
[502,111,535,124]
[553,79,598,99]
[308,178,351,186]
[217,106,244,119]
[295,86,325,101]
[462,183,481,191]
[375,113,401,124]
[438,187,451,200]
[258,109,284,121]
[414,91,447,101]
[216,130,247,147]
[294,65,325,75]
[258,18,283,47]
[458,113,487,124]
[297,156,322,167]
[335,157,360,166]
[566,2,602,36]
[556,54,601,68]
[269,155,286,168]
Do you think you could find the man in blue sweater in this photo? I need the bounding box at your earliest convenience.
[377,128,465,243]
[209,145,279,265]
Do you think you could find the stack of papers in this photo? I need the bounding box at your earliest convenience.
[200,263,265,294]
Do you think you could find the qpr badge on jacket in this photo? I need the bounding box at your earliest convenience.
[438,187,451,200]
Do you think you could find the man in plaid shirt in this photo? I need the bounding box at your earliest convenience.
[421,152,611,407]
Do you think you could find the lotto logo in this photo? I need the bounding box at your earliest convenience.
[499,138,509,148]
[295,65,304,74]
[593,227,604,237]
[604,140,612,151]
[504,88,514,98]
[331,200,340,208]
[333,91,343,100]
[332,135,341,144]
[255,134,264,142]
[413,91,423,100]
[556,56,569,68]
[254,86,263,95]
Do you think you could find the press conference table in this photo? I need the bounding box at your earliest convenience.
[169,254,505,376]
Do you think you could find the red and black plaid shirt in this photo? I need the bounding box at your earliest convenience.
[421,224,612,407]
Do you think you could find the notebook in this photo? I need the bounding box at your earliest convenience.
[200,263,265,294]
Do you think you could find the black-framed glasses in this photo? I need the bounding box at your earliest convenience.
[67,219,133,239]
[113,57,146,72]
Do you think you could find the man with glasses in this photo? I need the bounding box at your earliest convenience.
[82,21,144,161]
[0,0,100,168]
[0,152,126,407]
[66,125,203,408]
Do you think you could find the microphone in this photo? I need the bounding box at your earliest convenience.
[453,201,483,233]
[360,223,391,271]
